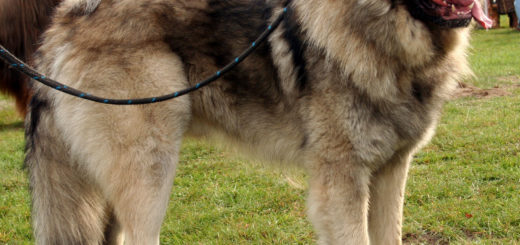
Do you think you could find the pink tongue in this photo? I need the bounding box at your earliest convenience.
[449,0,474,6]
[470,0,493,29]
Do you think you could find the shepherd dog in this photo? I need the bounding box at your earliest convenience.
[25,0,489,244]
[0,0,61,117]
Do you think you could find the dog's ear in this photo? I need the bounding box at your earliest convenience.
[64,0,101,15]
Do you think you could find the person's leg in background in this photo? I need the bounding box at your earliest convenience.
[515,0,520,29]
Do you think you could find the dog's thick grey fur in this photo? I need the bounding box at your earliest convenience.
[26,0,471,244]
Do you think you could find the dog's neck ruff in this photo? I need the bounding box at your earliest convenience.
[0,7,288,105]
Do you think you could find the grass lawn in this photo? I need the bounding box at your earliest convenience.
[1,24,519,243]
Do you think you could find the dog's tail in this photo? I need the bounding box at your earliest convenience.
[0,0,61,117]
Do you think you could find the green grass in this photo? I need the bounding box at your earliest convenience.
[1,26,520,244]
[0,94,31,244]
[404,95,520,244]
[469,30,520,88]
[162,144,312,244]
[469,16,520,88]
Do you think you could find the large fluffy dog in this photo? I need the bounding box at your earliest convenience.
[0,0,60,116]
[25,0,487,244]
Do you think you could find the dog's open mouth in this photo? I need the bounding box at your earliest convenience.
[409,0,493,28]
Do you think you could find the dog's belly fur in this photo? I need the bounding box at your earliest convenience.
[26,0,471,244]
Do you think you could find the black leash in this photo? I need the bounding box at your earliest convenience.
[0,7,288,105]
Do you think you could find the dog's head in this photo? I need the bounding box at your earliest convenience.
[404,0,492,28]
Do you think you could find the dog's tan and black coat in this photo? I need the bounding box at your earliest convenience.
[25,0,472,244]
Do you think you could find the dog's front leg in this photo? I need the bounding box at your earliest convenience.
[368,150,412,245]
[307,157,371,245]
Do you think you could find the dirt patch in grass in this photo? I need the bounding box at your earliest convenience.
[452,82,519,99]
[403,232,449,245]
[463,229,485,241]
[496,75,520,83]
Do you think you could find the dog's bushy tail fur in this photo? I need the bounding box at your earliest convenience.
[0,0,60,117]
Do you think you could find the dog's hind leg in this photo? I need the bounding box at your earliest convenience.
[25,96,108,245]
[368,150,412,245]
[74,53,189,244]
[26,97,187,245]
[27,43,190,244]
[307,157,372,245]
[84,49,190,245]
